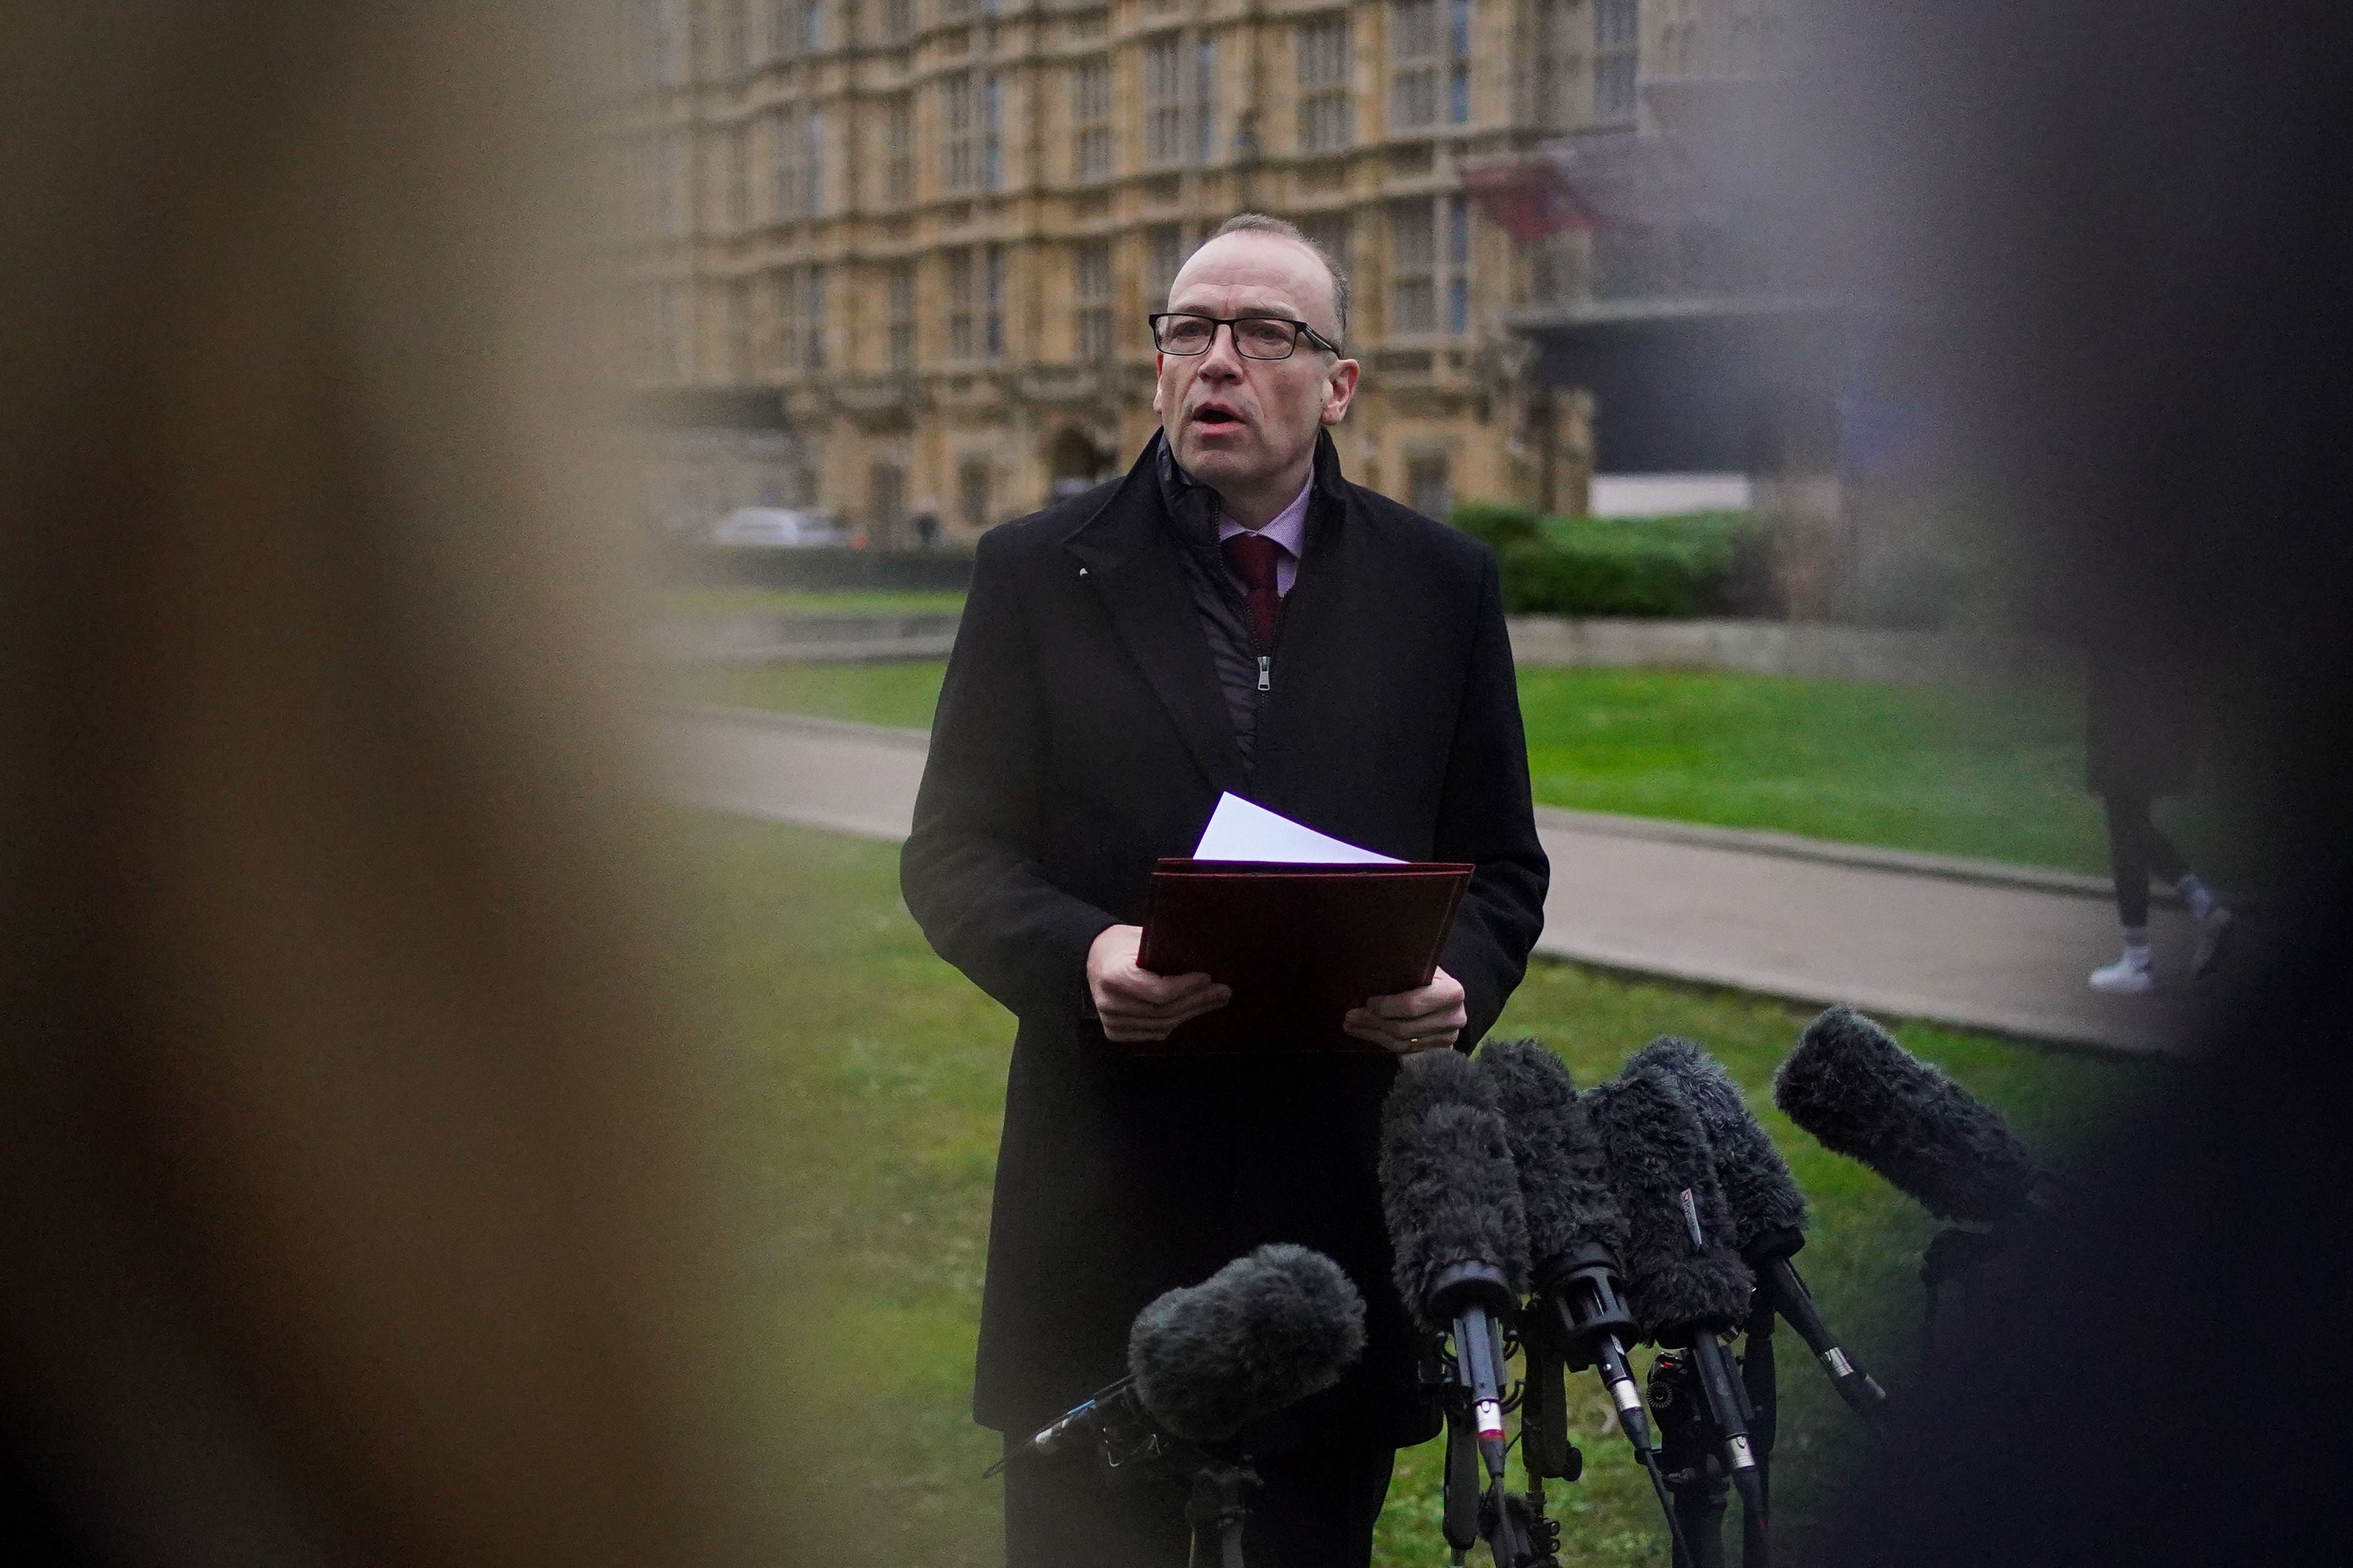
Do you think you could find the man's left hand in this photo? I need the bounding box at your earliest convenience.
[1345,967,1468,1055]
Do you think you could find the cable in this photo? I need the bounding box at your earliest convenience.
[1638,1446,1699,1568]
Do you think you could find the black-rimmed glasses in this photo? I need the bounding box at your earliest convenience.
[1148,312,1343,360]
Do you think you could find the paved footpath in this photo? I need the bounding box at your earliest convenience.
[662,706,2198,1055]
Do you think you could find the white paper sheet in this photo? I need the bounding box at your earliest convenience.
[1192,793,1404,864]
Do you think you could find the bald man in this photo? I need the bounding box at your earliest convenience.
[903,214,1548,1567]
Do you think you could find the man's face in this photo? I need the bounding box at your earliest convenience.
[1151,232,1360,495]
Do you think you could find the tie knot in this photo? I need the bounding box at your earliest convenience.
[1222,530,1283,593]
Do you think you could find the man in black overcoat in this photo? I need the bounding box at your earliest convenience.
[900,214,1549,1567]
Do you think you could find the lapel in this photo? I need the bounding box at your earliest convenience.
[1062,440,1250,796]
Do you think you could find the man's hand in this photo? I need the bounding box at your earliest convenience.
[1086,925,1232,1043]
[1345,967,1468,1055]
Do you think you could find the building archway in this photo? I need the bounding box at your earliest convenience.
[1041,426,1114,505]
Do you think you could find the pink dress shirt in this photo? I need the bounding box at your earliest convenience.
[1214,471,1313,598]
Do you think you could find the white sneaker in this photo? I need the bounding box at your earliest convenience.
[2192,906,2235,976]
[2089,952,2156,995]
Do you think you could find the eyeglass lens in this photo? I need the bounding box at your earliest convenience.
[1156,315,1304,359]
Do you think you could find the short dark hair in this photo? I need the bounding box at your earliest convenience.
[1201,212,1351,346]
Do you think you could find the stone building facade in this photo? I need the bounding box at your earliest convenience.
[612,0,1777,541]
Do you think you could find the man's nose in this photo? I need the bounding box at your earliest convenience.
[1196,322,1247,378]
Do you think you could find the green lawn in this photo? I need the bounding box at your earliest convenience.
[1515,668,2109,871]
[671,660,953,731]
[670,659,2141,872]
[685,813,2147,1566]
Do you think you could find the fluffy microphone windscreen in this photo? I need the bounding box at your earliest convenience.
[1127,1244,1367,1444]
[1632,1037,1808,1253]
[1377,1049,1531,1332]
[1584,1057,1755,1337]
[1773,1006,2038,1225]
[1480,1038,1630,1273]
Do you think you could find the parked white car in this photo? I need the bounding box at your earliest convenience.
[709,507,848,548]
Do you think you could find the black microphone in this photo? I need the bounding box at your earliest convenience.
[1634,1038,1890,1431]
[1131,1243,1367,1443]
[1583,1059,1753,1340]
[990,1244,1367,1475]
[1480,1038,1652,1452]
[1486,1038,1696,1568]
[1585,1057,1767,1540]
[1377,1049,1531,1559]
[1772,1007,2041,1225]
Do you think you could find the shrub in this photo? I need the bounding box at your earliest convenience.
[1456,507,1759,618]
[1447,500,1543,551]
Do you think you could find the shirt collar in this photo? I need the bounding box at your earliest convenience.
[1214,470,1314,560]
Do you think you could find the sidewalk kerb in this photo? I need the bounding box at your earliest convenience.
[1527,940,2181,1059]
[1530,806,2145,904]
[681,704,934,751]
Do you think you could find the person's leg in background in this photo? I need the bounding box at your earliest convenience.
[2092,792,2159,992]
[2143,818,2238,975]
[2094,793,2237,989]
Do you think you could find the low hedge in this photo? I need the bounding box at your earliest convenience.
[1450,502,1759,618]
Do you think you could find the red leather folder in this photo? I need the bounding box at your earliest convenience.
[1131,858,1476,1055]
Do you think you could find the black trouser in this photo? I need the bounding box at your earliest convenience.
[2102,791,2190,928]
[1001,1437,1396,1568]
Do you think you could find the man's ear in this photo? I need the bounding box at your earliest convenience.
[1151,354,1164,415]
[1321,358,1361,425]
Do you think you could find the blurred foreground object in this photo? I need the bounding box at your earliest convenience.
[2,6,758,1565]
[1792,1,2353,1563]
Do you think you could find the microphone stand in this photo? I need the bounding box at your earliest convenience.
[1650,1329,1767,1568]
[1440,1399,1480,1565]
[1427,1262,1535,1568]
[1921,1225,2009,1366]
[1529,1247,1695,1568]
[1737,1303,1776,1568]
[1183,1458,1261,1568]
[1665,1192,1767,1565]
[1648,1348,1727,1568]
[1513,1317,1574,1568]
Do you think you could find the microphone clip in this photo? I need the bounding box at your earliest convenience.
[1427,1258,1517,1323]
[986,1377,1183,1485]
[1921,1221,2021,1362]
[1532,1243,1638,1370]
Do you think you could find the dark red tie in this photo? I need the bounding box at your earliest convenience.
[1222,532,1285,650]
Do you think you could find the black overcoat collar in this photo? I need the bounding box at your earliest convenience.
[1060,429,1353,800]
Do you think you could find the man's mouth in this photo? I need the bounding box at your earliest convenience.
[1191,404,1245,429]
